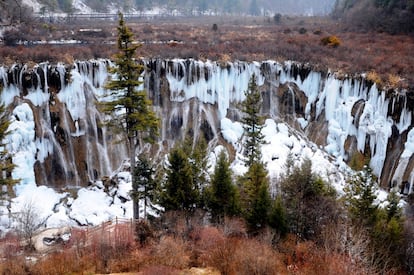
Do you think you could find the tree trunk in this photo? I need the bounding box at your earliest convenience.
[130,136,138,220]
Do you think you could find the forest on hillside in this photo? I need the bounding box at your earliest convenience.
[333,0,414,32]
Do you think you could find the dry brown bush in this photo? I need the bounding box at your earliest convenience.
[203,237,284,275]
[188,226,225,267]
[0,256,28,275]
[233,238,284,275]
[203,237,238,275]
[29,249,94,275]
[151,236,190,269]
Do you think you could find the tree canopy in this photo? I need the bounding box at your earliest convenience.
[241,74,265,167]
[160,146,199,213]
[102,12,159,220]
[205,150,240,224]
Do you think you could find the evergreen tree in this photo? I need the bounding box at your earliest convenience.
[183,135,209,207]
[240,161,271,233]
[280,157,338,240]
[268,195,288,237]
[102,12,159,220]
[133,154,156,219]
[372,199,405,270]
[344,165,378,228]
[160,146,199,214]
[241,74,265,167]
[343,166,405,271]
[206,150,239,224]
[0,98,18,199]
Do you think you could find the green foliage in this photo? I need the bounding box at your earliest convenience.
[132,154,157,219]
[160,146,199,213]
[371,193,405,270]
[102,12,159,219]
[0,93,18,198]
[240,161,271,233]
[344,165,378,228]
[205,150,240,224]
[183,135,209,200]
[268,195,288,236]
[103,12,159,145]
[280,157,338,240]
[241,74,265,167]
[345,166,406,271]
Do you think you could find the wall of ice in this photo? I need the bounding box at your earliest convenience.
[155,59,413,192]
[0,58,413,193]
[0,60,128,189]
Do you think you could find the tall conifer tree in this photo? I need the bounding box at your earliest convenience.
[160,147,199,214]
[240,161,271,233]
[206,150,239,224]
[239,74,270,234]
[103,12,159,220]
[241,74,265,167]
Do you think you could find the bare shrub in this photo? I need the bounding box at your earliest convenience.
[222,217,247,238]
[107,248,146,273]
[151,236,189,269]
[30,249,94,275]
[189,226,225,267]
[0,256,28,275]
[13,201,45,251]
[204,237,238,275]
[234,238,283,275]
[136,219,154,246]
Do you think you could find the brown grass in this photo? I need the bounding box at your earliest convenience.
[1,16,413,90]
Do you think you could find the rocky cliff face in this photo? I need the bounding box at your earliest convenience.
[1,59,413,193]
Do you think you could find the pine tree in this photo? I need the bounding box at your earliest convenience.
[102,12,159,220]
[240,161,271,233]
[268,195,288,237]
[372,199,405,270]
[0,94,18,199]
[239,74,271,233]
[345,166,406,271]
[133,154,156,219]
[206,150,239,224]
[241,74,265,167]
[183,135,209,207]
[160,146,199,214]
[345,165,378,228]
[280,158,338,240]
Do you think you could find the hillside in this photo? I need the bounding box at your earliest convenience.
[19,0,337,15]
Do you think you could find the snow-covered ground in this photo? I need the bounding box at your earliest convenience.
[0,103,345,234]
